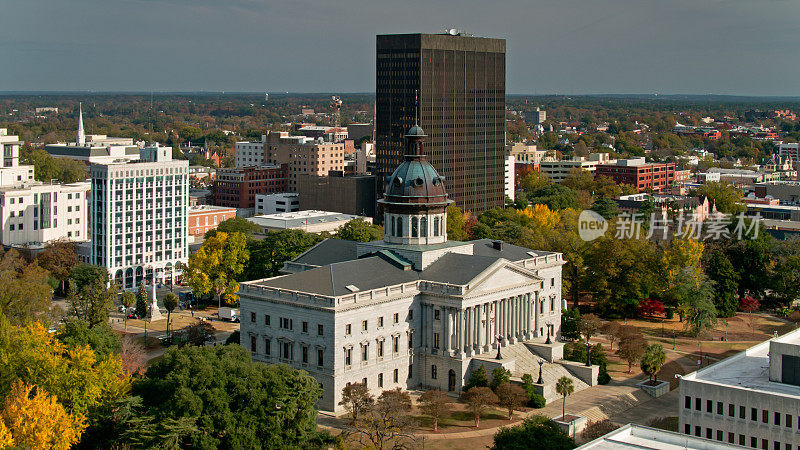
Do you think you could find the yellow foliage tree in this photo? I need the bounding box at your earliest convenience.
[1,380,86,449]
[178,231,249,308]
[0,319,129,418]
[662,238,705,283]
[519,204,561,229]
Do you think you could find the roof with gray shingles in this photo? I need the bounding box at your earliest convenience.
[470,239,546,261]
[292,238,359,267]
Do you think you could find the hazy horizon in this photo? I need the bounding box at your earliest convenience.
[3,0,799,96]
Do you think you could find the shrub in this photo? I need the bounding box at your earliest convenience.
[665,307,674,320]
[598,363,611,385]
[465,365,490,391]
[581,419,620,441]
[529,393,546,409]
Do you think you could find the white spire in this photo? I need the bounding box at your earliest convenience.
[77,102,85,145]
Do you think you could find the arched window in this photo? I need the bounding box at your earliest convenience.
[411,217,419,237]
[420,216,428,238]
[433,217,440,236]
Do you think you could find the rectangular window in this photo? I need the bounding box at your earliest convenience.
[434,309,440,320]
[740,405,746,419]
[361,345,368,361]
[250,312,256,323]
[762,409,768,423]
[393,368,398,383]
[751,437,757,448]
[431,365,437,379]
[393,336,399,353]
[345,348,352,366]
[717,401,723,415]
[694,426,700,437]
[265,314,271,326]
[408,310,413,320]
[716,430,722,441]
[362,320,368,331]
[685,396,691,409]
[378,373,383,388]
[317,349,323,366]
[265,338,271,356]
[393,313,399,324]
[302,346,308,363]
[786,414,792,428]
[302,321,308,333]
[433,333,440,349]
[378,317,383,328]
[706,400,712,413]
[345,324,351,336]
[318,324,324,336]
[378,341,384,358]
[739,435,745,446]
[728,432,734,444]
[684,424,690,434]
[705,428,711,439]
[250,335,257,352]
[751,408,758,421]
[774,412,780,426]
[695,398,701,411]
[729,403,735,417]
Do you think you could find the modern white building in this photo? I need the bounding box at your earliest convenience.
[254,192,299,215]
[239,126,565,412]
[89,144,189,289]
[579,424,743,449]
[234,137,265,167]
[539,153,615,183]
[0,129,89,248]
[246,210,369,234]
[44,104,141,165]
[504,153,515,202]
[679,327,800,449]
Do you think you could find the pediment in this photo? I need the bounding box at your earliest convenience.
[464,260,543,296]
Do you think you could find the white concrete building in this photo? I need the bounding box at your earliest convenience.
[234,137,265,167]
[579,424,743,449]
[504,153,515,202]
[0,129,88,248]
[254,192,299,215]
[239,126,565,412]
[89,144,188,289]
[539,153,615,183]
[247,210,369,234]
[679,327,800,449]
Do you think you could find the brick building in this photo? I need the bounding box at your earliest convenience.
[212,164,288,209]
[595,158,675,192]
[188,205,237,237]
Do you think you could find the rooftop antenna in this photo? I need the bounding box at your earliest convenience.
[414,89,419,125]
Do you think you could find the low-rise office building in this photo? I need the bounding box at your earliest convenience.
[213,165,288,209]
[539,153,614,183]
[255,192,299,215]
[297,173,376,217]
[188,205,236,237]
[247,210,370,234]
[595,158,676,192]
[680,327,800,449]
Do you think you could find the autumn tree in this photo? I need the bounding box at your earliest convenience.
[495,383,527,420]
[640,343,667,385]
[419,390,451,431]
[637,299,665,318]
[600,321,623,351]
[581,419,620,441]
[119,335,147,376]
[35,240,79,294]
[0,249,53,325]
[0,380,86,450]
[740,295,760,337]
[354,388,416,450]
[120,291,135,330]
[446,205,469,241]
[179,231,249,308]
[616,329,647,373]
[339,382,374,424]
[460,387,498,428]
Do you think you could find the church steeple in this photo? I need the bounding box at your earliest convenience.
[76,103,86,145]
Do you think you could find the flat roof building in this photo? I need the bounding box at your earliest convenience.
[246,210,370,234]
[578,424,743,449]
[596,158,676,192]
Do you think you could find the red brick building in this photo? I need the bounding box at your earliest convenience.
[212,164,288,208]
[188,205,237,236]
[595,158,676,192]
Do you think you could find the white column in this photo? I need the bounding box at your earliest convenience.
[465,307,471,351]
[475,305,482,353]
[484,303,491,351]
[444,307,451,353]
[534,291,541,337]
[457,308,463,355]
[429,304,435,353]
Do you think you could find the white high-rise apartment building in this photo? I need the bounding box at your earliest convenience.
[90,144,189,289]
[0,128,89,248]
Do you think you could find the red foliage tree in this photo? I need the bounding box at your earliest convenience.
[739,295,760,338]
[637,298,665,318]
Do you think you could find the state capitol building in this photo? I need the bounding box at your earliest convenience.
[239,124,566,413]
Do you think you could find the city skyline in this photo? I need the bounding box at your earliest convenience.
[3,0,800,96]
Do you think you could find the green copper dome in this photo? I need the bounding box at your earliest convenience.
[406,124,426,137]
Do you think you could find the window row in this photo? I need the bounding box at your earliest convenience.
[684,395,797,428]
[249,336,324,367]
[684,423,797,450]
[252,313,324,336]
[344,336,407,366]
[344,312,410,335]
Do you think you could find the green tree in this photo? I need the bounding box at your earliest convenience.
[134,345,323,449]
[134,284,147,319]
[526,184,581,210]
[560,309,581,341]
[640,343,667,384]
[772,240,800,305]
[465,364,490,391]
[491,415,574,450]
[334,218,382,242]
[69,277,118,328]
[163,292,178,338]
[243,229,323,280]
[204,216,260,239]
[180,231,249,308]
[55,320,121,361]
[120,291,135,330]
[69,264,109,292]
[696,182,744,214]
[0,249,54,325]
[590,196,619,220]
[704,249,739,317]
[446,205,469,241]
[490,367,512,391]
[518,171,550,193]
[555,376,575,421]
[20,147,88,184]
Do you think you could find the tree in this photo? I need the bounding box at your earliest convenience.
[696,182,744,214]
[616,329,647,373]
[35,240,79,294]
[637,299,665,318]
[560,308,581,341]
[242,229,323,280]
[491,415,574,450]
[119,335,147,376]
[490,367,512,391]
[334,218,383,242]
[682,279,718,338]
[495,383,527,420]
[20,147,88,184]
[134,345,323,449]
[173,322,216,347]
[740,295,760,337]
[55,320,121,361]
[120,291,135,330]
[518,171,550,193]
[419,390,451,431]
[555,376,574,421]
[640,343,667,385]
[134,284,147,318]
[339,382,374,425]
[581,419,620,441]
[590,196,619,220]
[69,277,118,327]
[69,264,109,292]
[0,319,129,419]
[703,249,739,317]
[446,205,469,241]
[180,231,249,308]
[578,313,601,344]
[204,216,260,239]
[163,292,178,338]
[0,249,54,325]
[600,321,623,351]
[354,388,416,450]
[464,364,490,391]
[0,380,86,450]
[526,184,581,210]
[460,387,498,428]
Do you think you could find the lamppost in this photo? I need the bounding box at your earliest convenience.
[495,334,503,360]
[545,323,552,344]
[586,338,592,367]
[536,359,544,385]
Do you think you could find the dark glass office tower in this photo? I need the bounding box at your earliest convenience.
[376,33,506,215]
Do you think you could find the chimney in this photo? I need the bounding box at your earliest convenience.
[492,240,503,251]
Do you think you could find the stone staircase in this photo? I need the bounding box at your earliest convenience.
[500,341,590,402]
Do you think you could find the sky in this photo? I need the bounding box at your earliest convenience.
[2,0,800,96]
